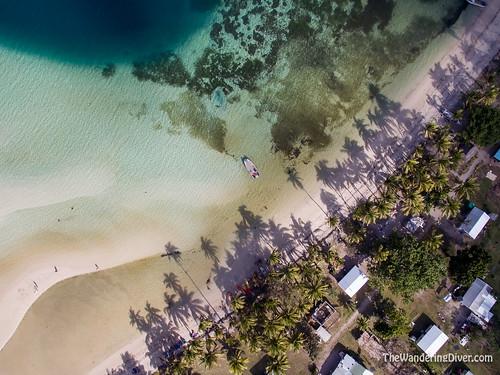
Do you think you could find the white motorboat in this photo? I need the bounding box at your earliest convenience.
[242,156,260,179]
[466,0,487,7]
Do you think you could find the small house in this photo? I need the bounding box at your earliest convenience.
[461,278,496,323]
[331,353,373,375]
[309,301,339,343]
[338,266,369,298]
[460,207,490,239]
[416,325,449,357]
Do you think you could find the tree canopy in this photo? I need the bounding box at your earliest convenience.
[450,246,491,286]
[372,234,448,298]
[464,105,500,146]
[374,298,410,340]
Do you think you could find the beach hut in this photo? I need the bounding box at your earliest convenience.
[461,278,496,323]
[416,325,449,357]
[459,207,490,239]
[331,353,374,375]
[338,265,369,298]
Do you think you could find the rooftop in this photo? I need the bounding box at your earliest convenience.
[417,325,449,357]
[462,278,496,322]
[331,353,373,375]
[338,266,368,298]
[459,207,490,239]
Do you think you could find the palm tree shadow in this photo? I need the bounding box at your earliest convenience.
[106,351,147,375]
[200,236,220,265]
[163,272,181,291]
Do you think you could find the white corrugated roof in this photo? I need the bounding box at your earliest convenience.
[460,207,490,239]
[316,325,331,343]
[417,325,448,357]
[338,266,369,298]
[331,354,373,375]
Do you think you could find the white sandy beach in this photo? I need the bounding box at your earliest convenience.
[0,2,499,375]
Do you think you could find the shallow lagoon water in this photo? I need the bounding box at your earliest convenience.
[0,0,466,373]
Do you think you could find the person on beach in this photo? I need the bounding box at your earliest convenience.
[33,281,38,292]
[206,276,211,290]
[95,264,99,270]
[54,266,58,272]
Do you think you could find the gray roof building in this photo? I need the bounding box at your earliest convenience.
[462,278,496,323]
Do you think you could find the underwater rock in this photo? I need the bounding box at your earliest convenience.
[101,63,116,78]
[132,52,190,86]
[161,91,227,153]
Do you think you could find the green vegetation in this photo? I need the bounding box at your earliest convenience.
[157,244,339,374]
[450,246,491,286]
[464,105,500,146]
[350,123,468,228]
[374,298,410,340]
[371,234,448,299]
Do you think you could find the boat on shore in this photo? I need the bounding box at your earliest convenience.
[466,0,487,7]
[241,156,260,179]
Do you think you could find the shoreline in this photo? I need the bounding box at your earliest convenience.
[89,4,500,373]
[0,3,499,374]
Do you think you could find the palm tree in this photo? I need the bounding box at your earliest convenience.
[263,318,286,339]
[456,177,478,200]
[423,121,438,139]
[266,335,289,357]
[167,358,189,375]
[266,354,290,375]
[302,277,329,304]
[324,248,343,269]
[282,306,303,327]
[434,132,453,155]
[227,351,248,375]
[344,222,366,245]
[327,215,339,229]
[200,349,219,369]
[425,230,444,252]
[384,174,401,194]
[418,173,435,193]
[449,149,463,168]
[182,345,200,366]
[402,157,419,174]
[401,191,425,216]
[357,315,370,332]
[247,335,263,353]
[237,314,258,335]
[289,332,305,351]
[198,317,213,333]
[231,294,246,312]
[435,158,450,174]
[360,208,378,225]
[268,249,283,268]
[434,171,449,192]
[441,197,461,219]
[278,266,300,286]
[374,199,394,219]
